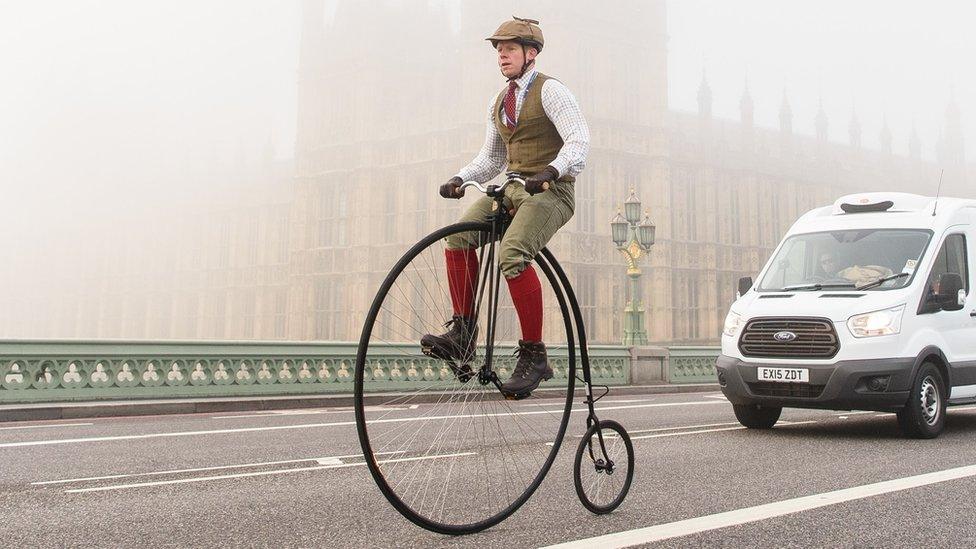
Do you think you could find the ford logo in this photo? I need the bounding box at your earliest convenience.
[773,331,797,342]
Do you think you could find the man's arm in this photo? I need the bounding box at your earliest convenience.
[540,79,589,178]
[455,96,507,183]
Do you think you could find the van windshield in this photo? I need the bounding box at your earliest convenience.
[758,229,933,291]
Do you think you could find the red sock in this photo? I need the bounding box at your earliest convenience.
[445,248,479,318]
[506,265,543,342]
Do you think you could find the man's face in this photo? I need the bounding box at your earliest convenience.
[496,40,537,79]
[820,254,836,273]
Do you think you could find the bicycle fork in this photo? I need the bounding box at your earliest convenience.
[474,190,509,394]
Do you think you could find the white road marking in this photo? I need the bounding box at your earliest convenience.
[703,395,728,400]
[213,406,410,419]
[63,452,476,494]
[627,422,741,434]
[542,463,976,549]
[630,426,746,440]
[950,405,976,411]
[553,419,822,445]
[598,398,656,404]
[838,416,849,420]
[589,401,724,413]
[629,419,818,440]
[213,410,351,419]
[561,422,741,442]
[31,452,401,486]
[0,423,93,431]
[0,400,726,450]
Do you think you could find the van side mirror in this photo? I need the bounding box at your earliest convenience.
[934,273,965,311]
[737,276,753,298]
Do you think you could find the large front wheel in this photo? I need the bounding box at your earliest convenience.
[354,221,576,535]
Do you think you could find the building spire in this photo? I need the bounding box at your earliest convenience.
[848,102,861,148]
[909,120,921,160]
[739,75,753,127]
[779,89,792,135]
[937,87,965,167]
[879,114,892,154]
[815,96,828,141]
[697,67,712,118]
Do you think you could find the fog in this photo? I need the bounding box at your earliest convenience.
[1,1,973,341]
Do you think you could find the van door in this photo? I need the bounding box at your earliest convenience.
[922,229,976,398]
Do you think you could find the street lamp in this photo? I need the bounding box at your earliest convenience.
[611,190,655,346]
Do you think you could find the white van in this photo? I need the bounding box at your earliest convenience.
[718,192,976,438]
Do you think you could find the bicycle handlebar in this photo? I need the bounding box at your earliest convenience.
[459,175,549,195]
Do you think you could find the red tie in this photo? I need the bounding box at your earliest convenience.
[504,80,517,130]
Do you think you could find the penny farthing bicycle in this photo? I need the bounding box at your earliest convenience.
[354,173,634,535]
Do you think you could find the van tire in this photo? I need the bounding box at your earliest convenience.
[732,404,781,429]
[896,362,946,439]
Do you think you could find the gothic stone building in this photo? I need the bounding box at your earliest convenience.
[4,0,967,345]
[288,0,967,346]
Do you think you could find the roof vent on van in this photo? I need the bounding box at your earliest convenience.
[831,193,932,216]
[840,200,893,213]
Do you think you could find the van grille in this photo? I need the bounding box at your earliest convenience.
[738,317,839,359]
[747,381,826,398]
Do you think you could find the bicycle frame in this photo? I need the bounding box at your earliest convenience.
[466,174,616,470]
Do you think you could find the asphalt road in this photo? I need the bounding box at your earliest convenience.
[2,391,976,548]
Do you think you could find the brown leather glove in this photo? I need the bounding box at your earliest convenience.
[524,166,559,195]
[439,176,464,199]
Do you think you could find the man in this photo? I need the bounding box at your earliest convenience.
[818,253,839,279]
[420,16,589,399]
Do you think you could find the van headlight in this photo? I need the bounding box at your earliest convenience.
[723,311,745,338]
[847,305,905,338]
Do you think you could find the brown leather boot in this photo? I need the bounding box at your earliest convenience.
[500,340,553,399]
[420,316,478,363]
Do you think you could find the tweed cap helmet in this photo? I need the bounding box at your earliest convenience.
[486,16,544,52]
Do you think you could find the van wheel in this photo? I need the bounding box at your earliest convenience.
[896,362,946,439]
[732,404,781,429]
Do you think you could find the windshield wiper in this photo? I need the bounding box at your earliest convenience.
[855,272,911,291]
[779,282,857,292]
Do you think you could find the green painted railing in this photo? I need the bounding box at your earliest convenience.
[0,340,636,404]
[669,346,722,384]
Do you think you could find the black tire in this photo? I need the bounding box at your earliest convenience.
[354,221,576,535]
[896,362,946,439]
[574,420,635,514]
[732,404,782,429]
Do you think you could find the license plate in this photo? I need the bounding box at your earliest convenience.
[757,367,809,383]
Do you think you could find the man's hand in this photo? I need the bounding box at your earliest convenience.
[439,176,464,199]
[524,166,559,195]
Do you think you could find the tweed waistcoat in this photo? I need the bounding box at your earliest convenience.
[493,73,575,183]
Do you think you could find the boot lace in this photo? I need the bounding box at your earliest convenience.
[511,345,540,380]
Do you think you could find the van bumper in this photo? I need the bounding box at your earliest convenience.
[716,355,913,412]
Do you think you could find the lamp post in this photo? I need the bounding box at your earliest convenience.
[611,189,656,346]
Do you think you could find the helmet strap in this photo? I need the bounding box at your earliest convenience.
[512,44,535,80]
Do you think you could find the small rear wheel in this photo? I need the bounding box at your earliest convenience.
[896,362,946,439]
[732,404,781,429]
[573,420,634,514]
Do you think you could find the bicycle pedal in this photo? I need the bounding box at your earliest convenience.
[504,391,531,401]
[450,363,474,383]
